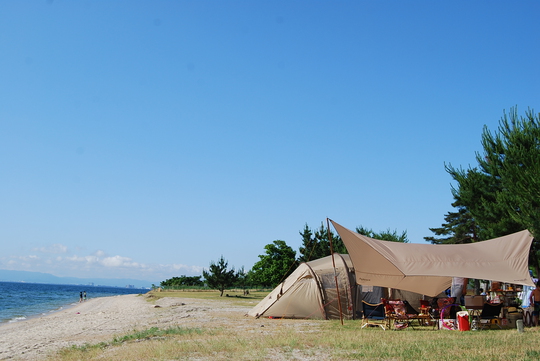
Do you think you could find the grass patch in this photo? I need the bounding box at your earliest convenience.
[144,289,268,307]
[57,326,206,360]
[56,322,540,361]
[53,293,540,361]
[111,326,203,343]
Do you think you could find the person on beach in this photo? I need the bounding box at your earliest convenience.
[529,281,540,326]
[83,291,87,301]
[79,292,83,303]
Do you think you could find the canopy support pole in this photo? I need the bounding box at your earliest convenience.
[327,218,344,325]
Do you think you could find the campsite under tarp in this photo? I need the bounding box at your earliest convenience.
[248,254,358,320]
[248,254,424,319]
[330,220,536,297]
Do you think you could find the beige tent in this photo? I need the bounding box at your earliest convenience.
[330,220,536,297]
[248,254,358,319]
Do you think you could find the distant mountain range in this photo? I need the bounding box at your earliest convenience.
[0,269,153,289]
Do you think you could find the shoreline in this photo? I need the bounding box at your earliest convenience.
[0,294,146,360]
[0,281,149,326]
[1,300,80,326]
[0,293,255,361]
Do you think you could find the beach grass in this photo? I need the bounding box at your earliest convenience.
[145,288,269,306]
[52,291,540,361]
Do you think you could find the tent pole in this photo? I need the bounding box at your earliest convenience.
[327,218,344,325]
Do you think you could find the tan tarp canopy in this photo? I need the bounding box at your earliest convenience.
[330,220,535,297]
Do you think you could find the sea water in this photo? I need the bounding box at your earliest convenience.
[0,281,148,324]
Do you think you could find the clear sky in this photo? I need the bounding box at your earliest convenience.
[1,1,538,285]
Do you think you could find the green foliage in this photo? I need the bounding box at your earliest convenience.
[202,256,239,296]
[424,201,479,244]
[249,221,407,289]
[478,107,540,237]
[160,275,203,288]
[297,223,346,262]
[235,266,249,290]
[433,107,540,275]
[446,166,522,240]
[248,240,297,287]
[478,107,540,275]
[297,224,315,262]
[356,226,409,243]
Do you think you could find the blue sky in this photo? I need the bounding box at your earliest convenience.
[1,1,538,285]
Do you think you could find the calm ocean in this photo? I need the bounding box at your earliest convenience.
[0,281,148,324]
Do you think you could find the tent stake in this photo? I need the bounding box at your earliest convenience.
[327,218,344,325]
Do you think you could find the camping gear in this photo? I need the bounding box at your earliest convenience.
[457,310,470,331]
[505,311,523,329]
[479,302,503,330]
[464,295,485,309]
[439,303,460,330]
[384,300,410,330]
[439,319,457,330]
[248,254,429,320]
[384,299,424,330]
[517,319,524,333]
[361,300,386,330]
[330,220,535,297]
[248,254,357,319]
[419,299,430,314]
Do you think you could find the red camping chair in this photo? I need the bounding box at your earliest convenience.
[384,299,418,330]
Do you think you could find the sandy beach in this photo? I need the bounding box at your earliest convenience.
[0,294,270,360]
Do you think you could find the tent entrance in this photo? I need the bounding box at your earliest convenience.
[319,270,354,320]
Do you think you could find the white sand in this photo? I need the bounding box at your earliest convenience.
[0,294,259,360]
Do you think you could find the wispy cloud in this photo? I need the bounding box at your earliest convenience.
[171,263,204,274]
[0,245,203,282]
[101,255,139,268]
[31,243,69,254]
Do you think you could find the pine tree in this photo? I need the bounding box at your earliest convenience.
[202,256,238,296]
[424,201,479,244]
[436,107,540,276]
[297,223,346,262]
[356,226,409,243]
[297,224,316,262]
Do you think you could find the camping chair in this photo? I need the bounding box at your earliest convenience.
[384,300,417,330]
[479,302,503,330]
[428,298,440,327]
[361,300,386,330]
[384,300,411,330]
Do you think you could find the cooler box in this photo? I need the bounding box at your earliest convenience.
[457,311,470,331]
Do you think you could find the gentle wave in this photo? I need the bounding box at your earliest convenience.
[8,316,27,323]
